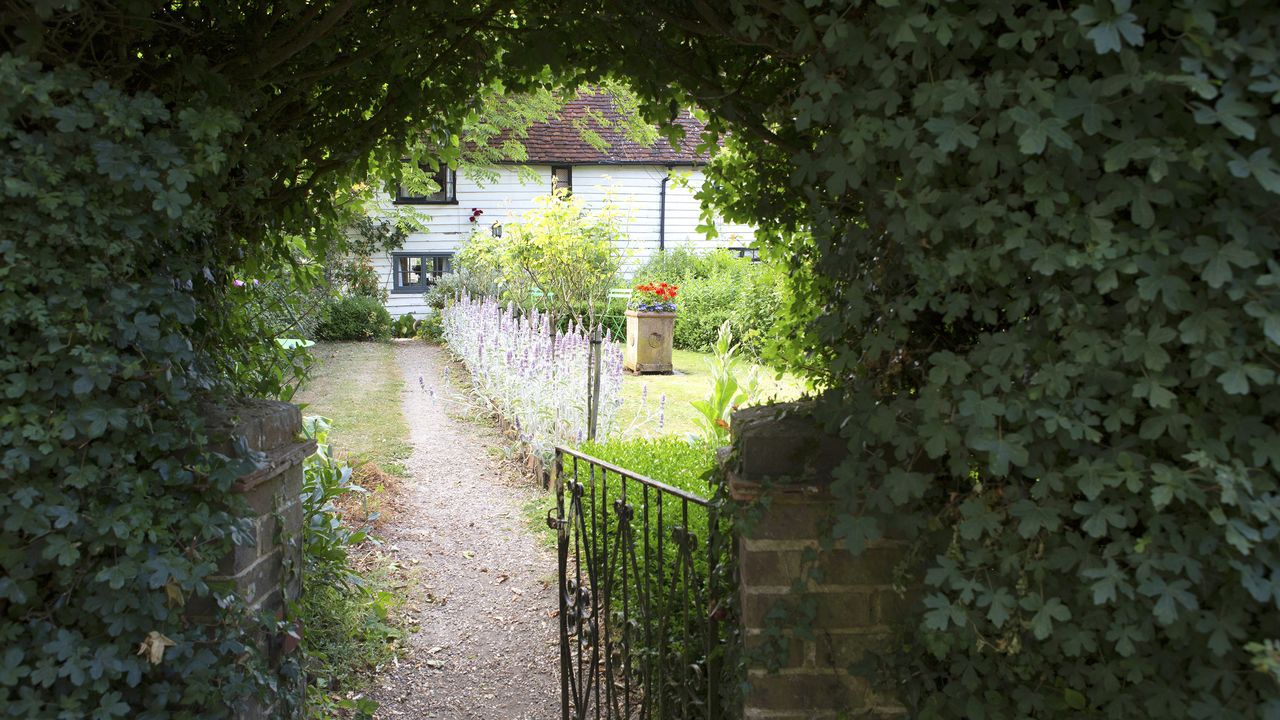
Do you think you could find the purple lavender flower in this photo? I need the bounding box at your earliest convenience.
[658,393,666,432]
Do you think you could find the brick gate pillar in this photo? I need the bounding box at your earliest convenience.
[200,399,314,719]
[724,402,911,719]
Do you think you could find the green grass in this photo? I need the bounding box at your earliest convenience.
[301,552,412,718]
[294,341,412,477]
[613,348,806,438]
[292,342,417,717]
[522,495,558,550]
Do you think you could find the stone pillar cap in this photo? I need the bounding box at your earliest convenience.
[727,401,848,499]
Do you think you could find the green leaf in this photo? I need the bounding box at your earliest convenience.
[833,514,881,554]
[1011,499,1061,538]
[980,588,1016,628]
[886,469,930,504]
[1064,688,1087,710]
[958,499,1001,539]
[0,647,27,686]
[1027,597,1071,640]
[970,431,1029,476]
[923,593,966,631]
[1140,577,1198,625]
[1217,367,1250,395]
[72,374,94,396]
[1265,314,1280,347]
[924,117,979,153]
[1194,92,1259,140]
[1073,5,1145,54]
[1075,500,1128,537]
[1228,148,1280,194]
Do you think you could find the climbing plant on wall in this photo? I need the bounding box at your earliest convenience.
[0,2,583,716]
[578,1,1280,717]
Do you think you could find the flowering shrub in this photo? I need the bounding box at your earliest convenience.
[442,293,624,460]
[631,281,678,313]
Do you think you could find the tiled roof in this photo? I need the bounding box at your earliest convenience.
[501,90,710,166]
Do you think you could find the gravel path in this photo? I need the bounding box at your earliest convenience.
[370,341,558,719]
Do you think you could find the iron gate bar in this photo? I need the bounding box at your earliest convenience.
[551,446,723,720]
[557,448,714,506]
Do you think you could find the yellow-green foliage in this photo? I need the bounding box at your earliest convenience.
[455,189,623,318]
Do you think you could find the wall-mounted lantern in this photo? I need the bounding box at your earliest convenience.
[491,222,503,238]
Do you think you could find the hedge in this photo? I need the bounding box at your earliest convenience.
[0,5,575,716]
[592,2,1280,717]
[315,296,394,341]
[631,249,783,355]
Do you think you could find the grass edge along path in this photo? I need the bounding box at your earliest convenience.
[295,341,413,478]
[292,340,418,716]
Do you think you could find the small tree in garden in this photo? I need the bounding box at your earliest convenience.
[505,188,625,325]
[455,189,624,325]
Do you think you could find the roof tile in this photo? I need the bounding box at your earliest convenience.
[493,89,709,165]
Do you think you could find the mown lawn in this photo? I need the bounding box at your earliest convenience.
[613,348,807,438]
[294,341,412,478]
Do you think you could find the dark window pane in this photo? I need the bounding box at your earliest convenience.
[397,165,454,203]
[397,256,422,287]
[552,166,571,193]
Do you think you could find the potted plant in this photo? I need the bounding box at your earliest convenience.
[624,281,678,373]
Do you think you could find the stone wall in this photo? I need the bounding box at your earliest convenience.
[726,403,911,719]
[200,399,314,719]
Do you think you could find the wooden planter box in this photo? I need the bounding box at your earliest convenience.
[624,310,675,374]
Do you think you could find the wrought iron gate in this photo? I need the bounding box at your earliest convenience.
[548,446,726,720]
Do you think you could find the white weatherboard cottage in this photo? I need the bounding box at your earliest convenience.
[369,91,758,318]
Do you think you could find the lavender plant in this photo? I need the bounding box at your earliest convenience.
[442,293,625,460]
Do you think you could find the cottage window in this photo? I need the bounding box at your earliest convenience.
[396,165,456,204]
[392,253,452,293]
[551,165,572,195]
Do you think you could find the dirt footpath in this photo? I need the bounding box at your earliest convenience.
[370,341,558,719]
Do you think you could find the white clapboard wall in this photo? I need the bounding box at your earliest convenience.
[369,164,757,317]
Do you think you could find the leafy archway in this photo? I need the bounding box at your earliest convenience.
[3,1,1278,718]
